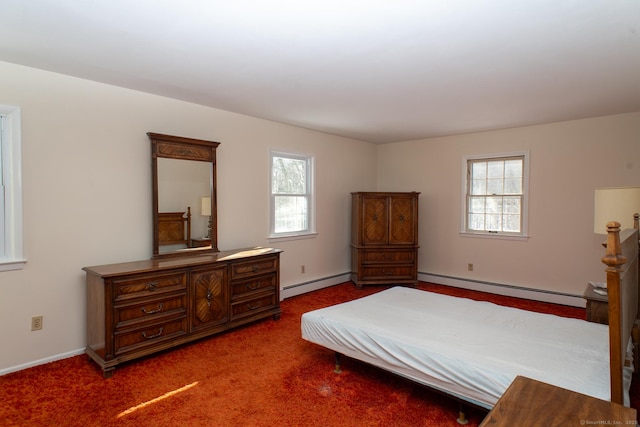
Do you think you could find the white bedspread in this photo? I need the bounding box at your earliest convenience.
[301,286,630,409]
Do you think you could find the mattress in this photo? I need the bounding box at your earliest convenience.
[301,286,632,409]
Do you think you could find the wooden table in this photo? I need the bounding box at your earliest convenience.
[479,376,636,426]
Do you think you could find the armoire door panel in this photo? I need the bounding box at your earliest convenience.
[362,196,388,244]
[389,197,416,244]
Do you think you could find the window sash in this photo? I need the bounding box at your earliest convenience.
[467,194,523,233]
[273,194,309,233]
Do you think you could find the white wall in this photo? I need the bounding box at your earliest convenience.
[378,112,640,299]
[0,61,377,372]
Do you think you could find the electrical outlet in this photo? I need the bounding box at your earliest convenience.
[31,316,43,331]
[301,265,306,274]
[467,263,474,272]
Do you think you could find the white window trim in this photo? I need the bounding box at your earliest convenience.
[268,150,316,240]
[0,105,26,271]
[460,150,530,241]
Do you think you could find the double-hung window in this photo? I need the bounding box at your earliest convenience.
[270,151,315,238]
[462,151,529,238]
[0,105,25,271]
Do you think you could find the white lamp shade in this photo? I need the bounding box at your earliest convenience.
[594,187,640,233]
[201,197,211,216]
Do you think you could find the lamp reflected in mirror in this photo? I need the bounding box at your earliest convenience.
[201,197,212,239]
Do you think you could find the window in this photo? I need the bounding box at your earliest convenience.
[462,151,529,238]
[270,151,315,238]
[0,105,25,271]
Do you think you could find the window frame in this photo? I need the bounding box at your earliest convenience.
[0,105,26,271]
[269,150,316,240]
[460,151,530,240]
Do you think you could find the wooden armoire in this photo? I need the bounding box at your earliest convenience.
[350,192,419,288]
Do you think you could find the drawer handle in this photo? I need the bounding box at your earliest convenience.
[246,283,260,291]
[141,303,164,315]
[251,265,259,273]
[384,270,393,275]
[247,302,261,311]
[206,289,213,307]
[146,282,158,291]
[142,327,164,339]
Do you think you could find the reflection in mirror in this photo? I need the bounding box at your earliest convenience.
[149,132,219,258]
[157,158,211,254]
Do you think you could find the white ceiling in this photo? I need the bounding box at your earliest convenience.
[1,1,639,143]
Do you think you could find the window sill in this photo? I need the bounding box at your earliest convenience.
[459,231,529,242]
[268,232,317,243]
[0,259,27,272]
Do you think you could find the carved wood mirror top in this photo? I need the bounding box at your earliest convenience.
[149,132,219,258]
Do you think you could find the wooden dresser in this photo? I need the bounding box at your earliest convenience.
[350,192,419,288]
[84,247,281,377]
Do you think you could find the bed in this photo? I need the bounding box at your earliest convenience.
[301,221,638,416]
[157,207,191,248]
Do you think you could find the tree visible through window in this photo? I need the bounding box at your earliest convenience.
[465,153,528,235]
[270,152,314,236]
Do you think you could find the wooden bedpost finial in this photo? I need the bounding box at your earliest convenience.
[601,221,627,271]
[634,213,639,230]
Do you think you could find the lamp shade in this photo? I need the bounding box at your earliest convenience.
[594,187,640,233]
[201,197,211,216]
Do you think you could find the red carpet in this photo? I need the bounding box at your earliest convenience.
[0,282,636,426]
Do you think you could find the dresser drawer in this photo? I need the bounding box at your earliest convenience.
[230,293,276,319]
[360,265,415,280]
[114,293,187,329]
[114,317,188,356]
[231,274,276,299]
[230,255,278,280]
[361,250,416,263]
[113,271,187,302]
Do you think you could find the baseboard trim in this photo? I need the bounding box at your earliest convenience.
[0,348,85,377]
[281,273,351,299]
[282,271,586,307]
[419,272,585,308]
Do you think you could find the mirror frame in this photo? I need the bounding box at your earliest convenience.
[148,132,220,258]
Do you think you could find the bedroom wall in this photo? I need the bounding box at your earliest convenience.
[377,112,640,301]
[0,61,377,373]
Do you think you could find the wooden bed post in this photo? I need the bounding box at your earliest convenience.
[601,221,627,405]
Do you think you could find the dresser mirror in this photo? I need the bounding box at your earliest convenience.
[149,132,220,258]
